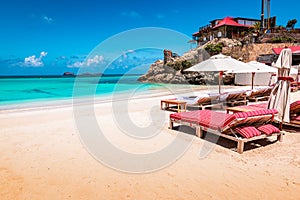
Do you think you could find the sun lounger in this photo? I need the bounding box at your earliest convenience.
[226,101,300,129]
[291,82,298,92]
[290,100,300,115]
[221,91,248,107]
[288,100,300,127]
[169,109,283,153]
[165,94,223,111]
[248,87,272,102]
[185,94,223,110]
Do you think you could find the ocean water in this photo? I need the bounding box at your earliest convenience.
[0,75,159,106]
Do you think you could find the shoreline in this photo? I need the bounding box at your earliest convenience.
[0,84,253,113]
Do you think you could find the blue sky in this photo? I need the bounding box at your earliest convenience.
[0,0,299,75]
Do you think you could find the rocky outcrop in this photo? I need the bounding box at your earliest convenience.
[222,42,299,62]
[203,38,242,48]
[63,72,75,77]
[163,49,173,64]
[138,38,298,84]
[137,60,188,84]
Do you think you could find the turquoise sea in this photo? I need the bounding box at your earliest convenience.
[0,75,159,106]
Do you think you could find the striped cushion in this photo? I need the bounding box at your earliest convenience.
[235,126,261,138]
[258,124,280,135]
[290,101,300,114]
[233,109,278,119]
[170,109,278,131]
[170,110,234,130]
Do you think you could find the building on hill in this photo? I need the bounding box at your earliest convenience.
[193,16,260,46]
[272,46,300,65]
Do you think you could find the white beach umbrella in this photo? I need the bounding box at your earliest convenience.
[247,61,278,73]
[185,54,256,93]
[268,48,293,126]
[231,61,277,89]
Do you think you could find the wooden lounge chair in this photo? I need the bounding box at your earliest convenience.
[169,109,283,153]
[186,95,223,110]
[221,91,248,107]
[248,87,272,102]
[288,100,300,127]
[291,82,298,92]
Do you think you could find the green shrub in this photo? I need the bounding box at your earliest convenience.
[270,37,293,43]
[205,43,223,55]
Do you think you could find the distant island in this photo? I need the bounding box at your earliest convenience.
[62,72,76,77]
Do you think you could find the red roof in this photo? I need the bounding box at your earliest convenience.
[213,17,249,29]
[192,31,200,36]
[272,46,300,55]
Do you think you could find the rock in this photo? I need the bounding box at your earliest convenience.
[63,72,75,77]
[137,62,188,84]
[203,38,242,48]
[163,49,173,64]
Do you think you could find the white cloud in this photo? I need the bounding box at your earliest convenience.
[122,50,135,59]
[23,51,48,67]
[42,16,54,23]
[68,55,104,68]
[86,55,104,66]
[121,11,140,18]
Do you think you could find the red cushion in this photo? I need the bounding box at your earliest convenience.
[170,109,278,131]
[257,124,280,135]
[233,109,278,119]
[235,126,261,138]
[170,110,233,130]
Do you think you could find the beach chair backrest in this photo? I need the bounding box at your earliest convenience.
[249,89,265,98]
[290,100,300,114]
[226,91,247,101]
[197,95,219,105]
[263,87,272,96]
[221,109,278,133]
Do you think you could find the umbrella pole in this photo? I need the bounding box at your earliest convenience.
[251,72,255,90]
[219,71,223,94]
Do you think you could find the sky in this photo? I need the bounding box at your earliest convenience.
[0,0,299,75]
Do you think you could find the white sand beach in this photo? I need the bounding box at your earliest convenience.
[1,88,300,200]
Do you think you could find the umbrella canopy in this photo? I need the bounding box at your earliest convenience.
[246,61,277,73]
[185,54,261,93]
[185,54,253,72]
[267,48,292,125]
[231,61,277,89]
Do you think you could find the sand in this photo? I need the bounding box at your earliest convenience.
[1,89,300,200]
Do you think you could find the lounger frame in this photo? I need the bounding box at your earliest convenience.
[187,102,223,110]
[169,116,284,154]
[248,88,272,102]
[223,92,248,107]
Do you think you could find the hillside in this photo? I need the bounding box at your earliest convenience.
[138,39,299,84]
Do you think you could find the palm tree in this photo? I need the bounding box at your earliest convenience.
[286,19,297,29]
[253,22,261,32]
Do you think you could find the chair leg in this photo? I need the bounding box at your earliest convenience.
[196,126,203,138]
[169,120,173,129]
[237,140,244,154]
[278,132,284,142]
